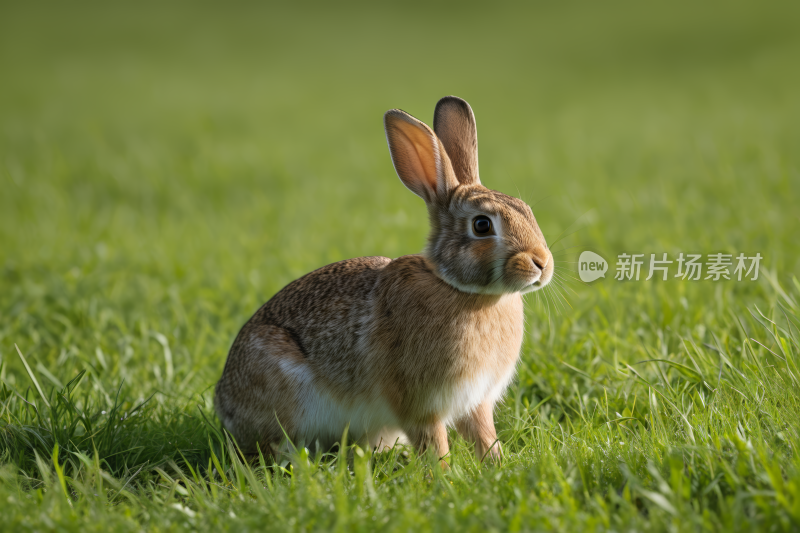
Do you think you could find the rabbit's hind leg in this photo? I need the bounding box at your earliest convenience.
[214,324,309,454]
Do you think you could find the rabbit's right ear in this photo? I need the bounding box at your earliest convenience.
[433,96,480,186]
[384,109,458,203]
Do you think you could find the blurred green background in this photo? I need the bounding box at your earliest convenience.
[0,2,800,420]
[2,0,798,386]
[1,1,800,529]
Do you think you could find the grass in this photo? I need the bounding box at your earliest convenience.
[2,0,800,530]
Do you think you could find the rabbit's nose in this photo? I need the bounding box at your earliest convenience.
[530,247,550,271]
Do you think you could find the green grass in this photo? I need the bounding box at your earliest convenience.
[2,0,800,530]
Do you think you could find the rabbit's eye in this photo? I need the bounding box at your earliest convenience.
[472,216,493,235]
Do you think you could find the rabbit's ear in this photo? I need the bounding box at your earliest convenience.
[433,96,480,186]
[384,109,458,203]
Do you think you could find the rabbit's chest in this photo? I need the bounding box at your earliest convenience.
[429,361,518,424]
[401,293,524,421]
[433,312,523,421]
[370,267,525,419]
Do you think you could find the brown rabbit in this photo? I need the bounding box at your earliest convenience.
[214,96,553,464]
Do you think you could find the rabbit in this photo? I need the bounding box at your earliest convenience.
[214,96,553,465]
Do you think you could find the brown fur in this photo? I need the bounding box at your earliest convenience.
[215,96,554,463]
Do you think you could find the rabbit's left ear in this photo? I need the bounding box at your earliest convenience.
[433,96,480,186]
[384,109,459,203]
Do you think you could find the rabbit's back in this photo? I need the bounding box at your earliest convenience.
[261,257,389,355]
[217,257,391,392]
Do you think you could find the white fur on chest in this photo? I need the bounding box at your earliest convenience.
[427,361,519,425]
[433,307,523,424]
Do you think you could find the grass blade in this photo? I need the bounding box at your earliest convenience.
[15,344,50,409]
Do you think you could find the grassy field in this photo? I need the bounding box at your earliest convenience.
[2,0,800,530]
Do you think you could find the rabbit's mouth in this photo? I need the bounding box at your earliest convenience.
[521,279,548,294]
[521,278,544,293]
[519,259,554,294]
